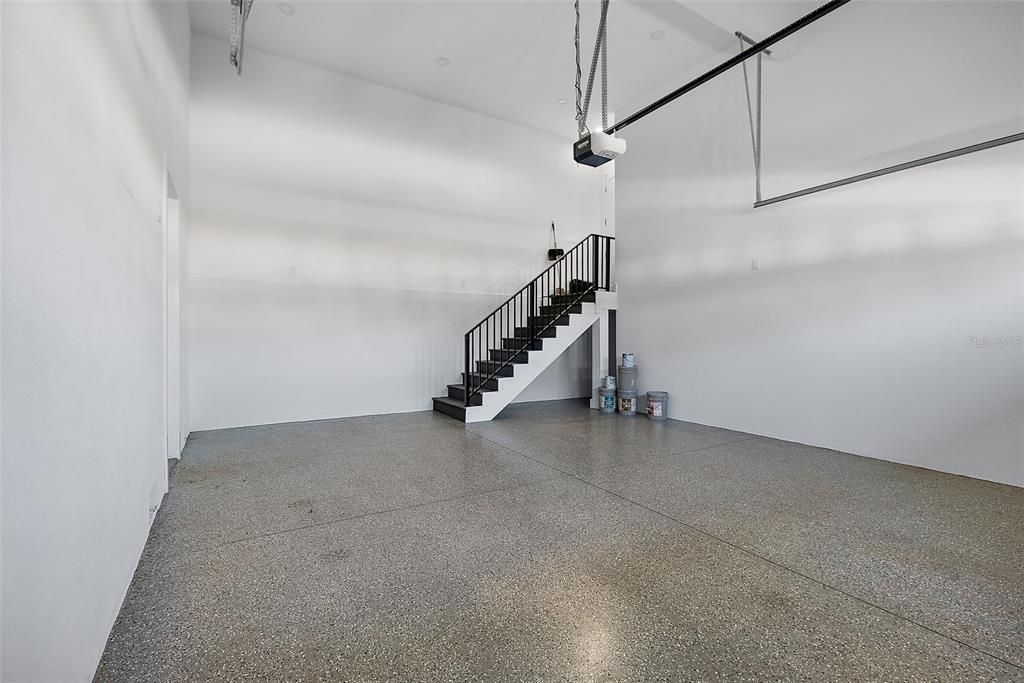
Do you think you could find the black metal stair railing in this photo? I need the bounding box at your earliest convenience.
[464,234,615,406]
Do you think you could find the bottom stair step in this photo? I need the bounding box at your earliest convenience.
[447,384,485,405]
[432,396,467,422]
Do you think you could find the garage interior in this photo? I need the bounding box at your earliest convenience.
[1,0,1022,681]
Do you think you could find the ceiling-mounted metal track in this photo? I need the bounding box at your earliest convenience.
[735,31,772,56]
[604,0,851,136]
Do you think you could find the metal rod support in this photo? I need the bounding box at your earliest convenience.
[605,0,850,136]
[735,31,773,56]
[753,132,1024,208]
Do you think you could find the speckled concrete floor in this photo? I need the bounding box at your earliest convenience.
[95,400,1024,682]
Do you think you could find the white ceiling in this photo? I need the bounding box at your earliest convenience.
[187,0,790,138]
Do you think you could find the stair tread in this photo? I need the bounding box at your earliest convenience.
[514,326,557,337]
[464,371,505,379]
[502,338,543,350]
[448,383,495,393]
[475,360,514,377]
[433,396,468,407]
[489,349,529,363]
[540,304,582,315]
[547,292,595,304]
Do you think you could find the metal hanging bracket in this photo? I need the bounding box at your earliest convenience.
[229,0,254,75]
[735,31,773,57]
[739,34,766,203]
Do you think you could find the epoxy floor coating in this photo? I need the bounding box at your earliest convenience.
[96,400,1024,682]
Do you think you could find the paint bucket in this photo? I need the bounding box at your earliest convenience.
[646,391,669,420]
[599,387,616,413]
[603,375,616,390]
[617,390,638,416]
[621,353,636,368]
[617,365,638,392]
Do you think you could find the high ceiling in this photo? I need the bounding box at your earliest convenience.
[188,0,814,138]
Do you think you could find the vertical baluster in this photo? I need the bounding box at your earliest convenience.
[591,235,596,290]
[572,244,576,296]
[529,281,536,348]
[605,237,611,291]
[518,291,523,353]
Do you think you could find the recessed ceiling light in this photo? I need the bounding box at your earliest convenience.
[278,3,295,16]
[556,98,567,105]
[650,30,666,40]
[435,57,451,67]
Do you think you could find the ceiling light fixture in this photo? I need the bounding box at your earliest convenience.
[277,2,295,16]
[556,98,567,105]
[650,30,666,40]
[435,57,451,67]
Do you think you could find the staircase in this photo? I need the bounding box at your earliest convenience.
[433,234,615,423]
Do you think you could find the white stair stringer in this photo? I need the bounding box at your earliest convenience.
[463,301,601,423]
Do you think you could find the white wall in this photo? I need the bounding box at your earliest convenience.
[1,2,190,680]
[189,34,604,430]
[617,1,1023,486]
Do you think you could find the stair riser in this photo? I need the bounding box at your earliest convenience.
[489,349,530,363]
[539,304,582,316]
[514,326,557,338]
[547,292,595,306]
[502,338,543,351]
[475,361,514,377]
[462,373,501,392]
[528,315,570,328]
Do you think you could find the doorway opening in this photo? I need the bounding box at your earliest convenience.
[163,171,184,461]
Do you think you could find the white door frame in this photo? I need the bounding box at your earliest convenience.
[162,164,183,463]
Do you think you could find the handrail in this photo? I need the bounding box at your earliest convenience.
[467,233,610,334]
[464,233,615,405]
